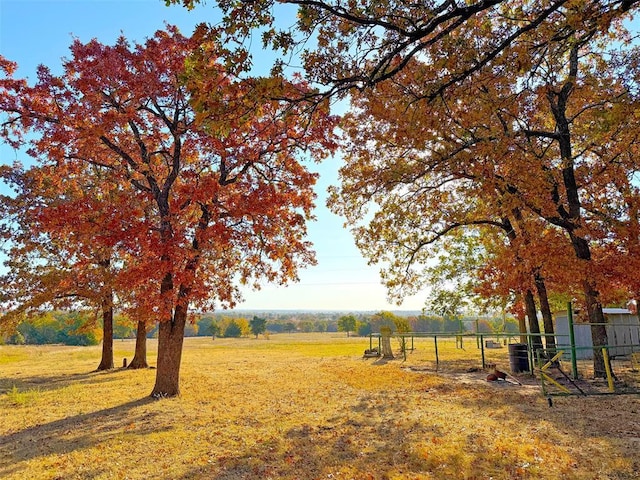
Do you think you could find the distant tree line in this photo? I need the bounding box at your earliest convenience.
[2,309,521,346]
[337,311,520,337]
[2,311,102,346]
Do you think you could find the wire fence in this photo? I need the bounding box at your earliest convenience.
[536,345,640,396]
[367,331,640,396]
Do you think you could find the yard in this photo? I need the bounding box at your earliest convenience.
[1,334,638,479]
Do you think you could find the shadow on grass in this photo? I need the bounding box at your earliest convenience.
[371,357,392,366]
[0,367,140,395]
[171,419,434,480]
[0,396,165,477]
[169,393,537,480]
[172,367,639,480]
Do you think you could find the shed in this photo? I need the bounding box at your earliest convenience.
[554,308,640,359]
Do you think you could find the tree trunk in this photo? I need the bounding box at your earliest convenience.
[516,313,527,344]
[148,200,204,396]
[534,272,556,351]
[583,279,608,378]
[544,41,610,378]
[128,320,149,369]
[500,216,542,350]
[524,289,544,356]
[568,233,609,378]
[380,330,394,359]
[567,237,609,378]
[96,294,114,371]
[151,304,187,397]
[514,294,528,344]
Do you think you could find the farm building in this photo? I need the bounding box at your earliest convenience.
[554,308,640,360]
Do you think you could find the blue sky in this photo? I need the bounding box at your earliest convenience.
[0,0,430,311]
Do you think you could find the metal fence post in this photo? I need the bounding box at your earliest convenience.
[568,302,578,379]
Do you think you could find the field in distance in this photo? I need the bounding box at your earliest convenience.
[1,334,638,479]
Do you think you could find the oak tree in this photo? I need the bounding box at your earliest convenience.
[328,9,640,375]
[249,315,267,338]
[337,314,356,337]
[0,163,130,371]
[170,1,638,100]
[0,27,337,396]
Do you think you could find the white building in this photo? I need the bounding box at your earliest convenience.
[554,308,640,359]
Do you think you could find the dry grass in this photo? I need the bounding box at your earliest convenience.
[1,334,639,479]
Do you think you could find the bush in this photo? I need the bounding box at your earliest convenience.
[196,317,215,336]
[223,320,242,338]
[8,331,26,345]
[357,322,372,337]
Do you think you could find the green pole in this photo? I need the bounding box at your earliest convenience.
[403,335,407,361]
[434,336,439,370]
[480,334,485,368]
[568,302,578,379]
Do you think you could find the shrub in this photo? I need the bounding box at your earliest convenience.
[8,331,26,345]
[223,320,242,338]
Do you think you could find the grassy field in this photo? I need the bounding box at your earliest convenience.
[0,334,638,479]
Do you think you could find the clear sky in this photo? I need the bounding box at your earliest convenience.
[0,0,430,312]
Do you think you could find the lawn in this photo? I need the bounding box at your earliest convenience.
[0,334,638,479]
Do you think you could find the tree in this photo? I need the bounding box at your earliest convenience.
[476,319,494,334]
[470,27,640,370]
[196,316,215,336]
[6,330,25,345]
[328,9,640,376]
[315,320,328,333]
[15,312,60,344]
[171,1,638,101]
[379,325,394,359]
[0,163,126,370]
[12,311,101,346]
[173,0,640,379]
[0,28,337,396]
[223,320,242,338]
[356,321,371,337]
[114,314,137,339]
[298,320,314,333]
[210,321,221,339]
[337,314,356,337]
[127,320,151,369]
[249,316,267,338]
[412,315,444,333]
[330,106,549,349]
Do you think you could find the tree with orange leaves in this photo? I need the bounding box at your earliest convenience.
[328,11,640,376]
[0,156,147,370]
[170,1,638,101]
[176,0,640,376]
[0,27,337,396]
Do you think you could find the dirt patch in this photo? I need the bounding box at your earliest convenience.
[403,365,542,395]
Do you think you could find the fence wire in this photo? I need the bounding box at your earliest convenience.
[368,332,640,396]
